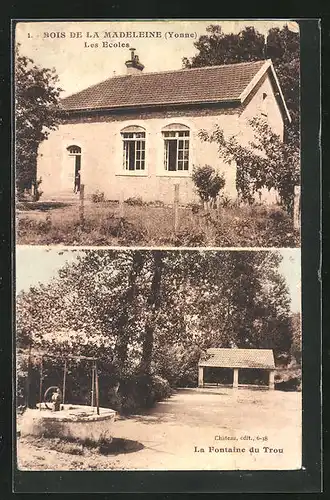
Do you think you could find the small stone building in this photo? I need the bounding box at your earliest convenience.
[198,348,275,390]
[37,49,291,204]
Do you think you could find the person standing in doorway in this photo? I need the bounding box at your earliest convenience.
[74,170,80,193]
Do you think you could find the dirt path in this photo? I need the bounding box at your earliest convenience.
[17,388,301,471]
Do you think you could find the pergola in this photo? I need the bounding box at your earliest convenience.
[198,348,275,390]
[20,347,101,414]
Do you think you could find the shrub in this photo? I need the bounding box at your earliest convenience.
[219,194,233,208]
[147,200,165,208]
[150,375,172,401]
[186,202,202,213]
[115,373,172,414]
[17,178,43,202]
[154,345,201,388]
[33,178,43,201]
[192,165,226,204]
[124,196,145,206]
[275,366,302,392]
[91,190,105,203]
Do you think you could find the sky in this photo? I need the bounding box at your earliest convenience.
[16,247,301,313]
[15,20,298,97]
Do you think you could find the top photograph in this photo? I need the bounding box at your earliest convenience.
[14,20,300,248]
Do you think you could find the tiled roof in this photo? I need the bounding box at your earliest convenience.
[61,60,267,111]
[199,348,275,369]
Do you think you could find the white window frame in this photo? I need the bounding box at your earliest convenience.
[161,125,191,176]
[119,126,147,176]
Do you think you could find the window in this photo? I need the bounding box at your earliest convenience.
[261,93,268,117]
[121,126,146,172]
[67,145,81,155]
[162,124,190,172]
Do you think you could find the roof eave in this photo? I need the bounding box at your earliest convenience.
[238,59,291,123]
[59,98,242,114]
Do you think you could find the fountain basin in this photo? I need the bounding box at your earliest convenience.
[18,405,116,440]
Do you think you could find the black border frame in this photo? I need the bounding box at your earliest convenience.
[2,16,322,494]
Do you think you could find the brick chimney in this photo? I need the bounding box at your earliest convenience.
[125,48,144,75]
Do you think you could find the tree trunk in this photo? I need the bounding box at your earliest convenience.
[139,251,164,375]
[114,251,144,373]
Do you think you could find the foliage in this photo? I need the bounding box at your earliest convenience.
[147,200,165,208]
[290,312,301,364]
[124,197,145,206]
[182,24,300,146]
[91,191,105,203]
[199,117,300,215]
[17,249,294,412]
[192,165,226,205]
[15,45,62,193]
[266,26,300,146]
[275,367,301,392]
[115,374,172,414]
[182,25,265,68]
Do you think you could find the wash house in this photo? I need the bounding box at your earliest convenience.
[198,348,276,390]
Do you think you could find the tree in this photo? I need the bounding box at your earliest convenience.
[182,25,265,68]
[290,312,301,364]
[266,26,300,145]
[199,117,300,215]
[15,45,62,195]
[183,24,300,146]
[16,249,293,403]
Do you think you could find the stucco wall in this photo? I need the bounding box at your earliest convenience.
[38,110,240,204]
[237,73,285,203]
[37,72,285,205]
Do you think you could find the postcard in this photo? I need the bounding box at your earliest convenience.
[12,18,321,493]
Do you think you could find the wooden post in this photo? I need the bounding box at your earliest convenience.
[269,370,275,390]
[293,185,301,230]
[62,360,67,405]
[39,357,43,410]
[91,366,95,408]
[95,361,100,416]
[79,184,85,225]
[174,184,179,234]
[119,191,125,218]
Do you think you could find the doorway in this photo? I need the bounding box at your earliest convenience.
[67,145,81,193]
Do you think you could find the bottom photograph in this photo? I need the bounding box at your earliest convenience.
[15,247,301,471]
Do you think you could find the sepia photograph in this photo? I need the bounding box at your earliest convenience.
[16,247,301,471]
[12,18,312,489]
[14,20,300,248]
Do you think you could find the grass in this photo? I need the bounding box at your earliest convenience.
[16,200,300,247]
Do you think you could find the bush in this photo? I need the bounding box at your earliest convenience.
[147,200,165,208]
[192,165,226,204]
[219,194,233,208]
[186,202,202,213]
[17,178,43,202]
[150,375,172,401]
[154,345,201,388]
[124,196,145,206]
[275,366,302,392]
[114,373,172,415]
[91,190,105,203]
